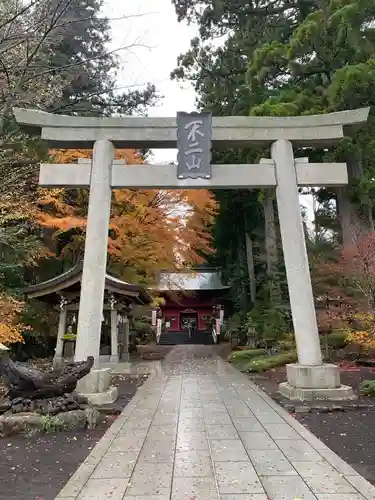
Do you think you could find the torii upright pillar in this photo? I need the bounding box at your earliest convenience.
[74,139,114,366]
[271,141,353,399]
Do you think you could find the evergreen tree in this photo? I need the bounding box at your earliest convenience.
[43,0,157,117]
[171,0,294,318]
[246,0,375,244]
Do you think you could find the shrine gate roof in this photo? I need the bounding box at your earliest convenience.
[23,263,151,305]
[152,271,230,292]
[13,107,369,148]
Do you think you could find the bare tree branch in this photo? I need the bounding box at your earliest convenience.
[0,0,40,31]
[23,42,152,85]
[0,0,157,191]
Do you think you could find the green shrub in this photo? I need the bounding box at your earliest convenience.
[227,313,243,335]
[231,351,297,373]
[360,380,375,396]
[327,330,350,349]
[247,303,289,348]
[229,349,267,363]
[227,312,248,345]
[130,317,154,344]
[40,415,63,433]
[131,317,153,335]
[276,334,296,352]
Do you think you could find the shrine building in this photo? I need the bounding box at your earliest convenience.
[24,263,151,367]
[151,268,230,345]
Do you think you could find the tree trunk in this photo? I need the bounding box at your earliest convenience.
[236,225,248,311]
[245,231,256,304]
[335,186,371,246]
[335,151,371,246]
[263,190,278,277]
[262,190,282,303]
[368,201,374,232]
[335,187,357,245]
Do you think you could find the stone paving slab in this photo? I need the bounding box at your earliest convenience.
[55,346,375,500]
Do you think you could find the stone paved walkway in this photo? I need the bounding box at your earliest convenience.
[55,346,375,499]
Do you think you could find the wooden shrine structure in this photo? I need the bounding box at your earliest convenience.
[151,269,230,344]
[24,264,151,367]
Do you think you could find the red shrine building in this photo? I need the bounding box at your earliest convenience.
[151,269,229,345]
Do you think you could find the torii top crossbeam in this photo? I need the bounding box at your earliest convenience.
[13,107,369,149]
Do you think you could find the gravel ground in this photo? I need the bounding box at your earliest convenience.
[0,374,147,500]
[299,406,375,483]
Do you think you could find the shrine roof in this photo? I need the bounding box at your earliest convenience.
[23,264,151,305]
[153,271,230,292]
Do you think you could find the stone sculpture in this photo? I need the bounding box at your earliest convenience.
[0,351,94,400]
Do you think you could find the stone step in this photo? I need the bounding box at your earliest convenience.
[159,330,214,345]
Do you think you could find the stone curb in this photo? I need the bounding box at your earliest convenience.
[280,401,375,413]
[0,408,100,437]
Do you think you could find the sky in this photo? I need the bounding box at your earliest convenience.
[102,0,197,164]
[101,0,314,223]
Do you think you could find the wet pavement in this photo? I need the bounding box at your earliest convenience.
[55,345,375,499]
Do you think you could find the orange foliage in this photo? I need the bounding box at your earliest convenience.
[34,149,218,283]
[311,233,375,334]
[0,294,26,345]
[340,232,375,309]
[38,213,86,231]
[347,331,375,350]
[50,148,144,165]
[346,313,375,351]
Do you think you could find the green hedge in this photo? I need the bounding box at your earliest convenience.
[360,380,375,396]
[231,351,297,373]
[327,331,349,349]
[229,349,267,362]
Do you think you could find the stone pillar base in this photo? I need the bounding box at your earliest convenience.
[109,355,119,364]
[76,368,118,405]
[52,356,64,370]
[278,363,356,401]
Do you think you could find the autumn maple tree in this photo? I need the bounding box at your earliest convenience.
[35,148,217,284]
[309,232,375,350]
[0,295,26,345]
[0,0,160,348]
[0,200,48,345]
[339,232,375,311]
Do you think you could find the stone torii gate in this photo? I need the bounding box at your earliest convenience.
[14,107,369,401]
